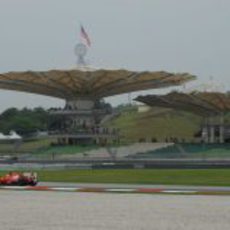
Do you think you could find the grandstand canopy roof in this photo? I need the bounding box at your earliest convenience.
[0,69,195,100]
[135,91,230,116]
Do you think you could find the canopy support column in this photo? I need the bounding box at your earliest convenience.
[219,113,225,144]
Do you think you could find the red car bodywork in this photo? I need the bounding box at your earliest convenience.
[0,172,37,186]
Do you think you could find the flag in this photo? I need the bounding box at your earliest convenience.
[80,25,91,47]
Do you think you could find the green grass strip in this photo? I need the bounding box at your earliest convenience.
[1,169,230,186]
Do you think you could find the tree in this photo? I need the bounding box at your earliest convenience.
[0,107,49,136]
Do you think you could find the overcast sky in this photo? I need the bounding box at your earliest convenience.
[0,0,229,111]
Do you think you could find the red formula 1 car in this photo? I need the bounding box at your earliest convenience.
[0,172,38,186]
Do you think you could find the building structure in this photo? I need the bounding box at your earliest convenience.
[0,22,199,145]
[0,69,196,145]
[136,92,230,143]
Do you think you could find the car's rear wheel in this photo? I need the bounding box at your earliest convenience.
[29,181,37,186]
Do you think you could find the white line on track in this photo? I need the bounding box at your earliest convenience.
[162,190,197,194]
[106,188,136,192]
[0,186,28,190]
[51,187,78,192]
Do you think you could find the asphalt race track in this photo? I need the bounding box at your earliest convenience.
[0,190,230,230]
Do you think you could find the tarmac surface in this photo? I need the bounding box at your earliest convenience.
[0,190,230,230]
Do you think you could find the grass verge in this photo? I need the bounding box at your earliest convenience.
[1,169,230,186]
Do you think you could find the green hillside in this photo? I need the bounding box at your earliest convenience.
[107,107,202,143]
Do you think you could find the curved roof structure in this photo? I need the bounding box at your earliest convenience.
[136,91,230,116]
[0,69,195,100]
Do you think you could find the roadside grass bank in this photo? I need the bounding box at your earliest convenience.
[1,169,230,186]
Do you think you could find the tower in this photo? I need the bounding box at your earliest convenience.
[75,43,87,67]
